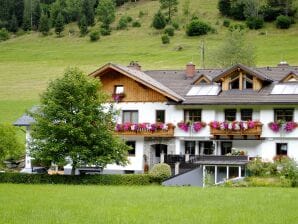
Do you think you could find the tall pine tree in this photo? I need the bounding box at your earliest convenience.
[9,14,18,33]
[32,0,41,30]
[159,0,179,22]
[81,0,95,26]
[79,15,88,36]
[55,12,64,37]
[39,13,50,35]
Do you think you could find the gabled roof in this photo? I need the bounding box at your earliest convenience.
[212,64,273,82]
[89,63,184,102]
[13,107,38,126]
[279,71,297,82]
[192,74,212,84]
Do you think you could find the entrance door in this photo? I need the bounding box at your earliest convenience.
[221,141,232,155]
[150,144,167,167]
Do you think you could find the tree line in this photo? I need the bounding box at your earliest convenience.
[0,0,140,36]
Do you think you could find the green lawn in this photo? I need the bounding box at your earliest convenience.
[0,0,298,124]
[0,184,297,224]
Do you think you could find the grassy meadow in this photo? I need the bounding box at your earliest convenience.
[0,0,298,124]
[0,184,297,224]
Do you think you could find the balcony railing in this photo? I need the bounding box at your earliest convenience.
[164,154,249,165]
[115,123,175,137]
[209,121,262,139]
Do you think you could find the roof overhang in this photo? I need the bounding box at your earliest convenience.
[89,63,184,102]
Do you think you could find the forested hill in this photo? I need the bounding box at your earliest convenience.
[0,0,297,123]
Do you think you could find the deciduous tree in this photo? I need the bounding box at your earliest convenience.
[29,68,129,175]
[97,0,116,30]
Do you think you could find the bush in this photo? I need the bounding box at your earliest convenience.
[126,16,133,23]
[186,19,212,36]
[100,27,111,36]
[132,21,141,28]
[0,28,10,42]
[164,26,174,36]
[149,163,171,181]
[246,17,264,30]
[117,16,128,30]
[171,21,179,30]
[276,15,291,29]
[223,19,230,27]
[152,11,166,30]
[161,34,170,44]
[247,158,277,177]
[228,24,245,32]
[0,173,160,185]
[89,31,100,42]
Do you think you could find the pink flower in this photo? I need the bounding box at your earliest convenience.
[269,122,280,132]
[284,121,297,132]
[247,120,255,129]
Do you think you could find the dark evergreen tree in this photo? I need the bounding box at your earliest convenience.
[152,11,166,29]
[54,12,64,37]
[81,0,95,26]
[22,13,31,31]
[218,0,231,16]
[160,0,178,22]
[32,0,42,30]
[39,13,50,35]
[78,15,88,36]
[9,14,18,33]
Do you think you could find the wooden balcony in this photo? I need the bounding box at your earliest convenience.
[210,121,263,139]
[115,123,175,137]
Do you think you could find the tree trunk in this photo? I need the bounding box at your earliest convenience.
[71,160,77,175]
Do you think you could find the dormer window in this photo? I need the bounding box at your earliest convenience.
[243,74,253,89]
[114,85,124,94]
[229,74,240,89]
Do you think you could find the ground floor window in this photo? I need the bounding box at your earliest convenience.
[221,141,232,155]
[199,141,213,155]
[155,144,167,157]
[185,141,195,154]
[229,166,239,179]
[276,143,288,156]
[126,141,136,156]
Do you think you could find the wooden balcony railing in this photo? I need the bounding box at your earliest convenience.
[115,123,175,137]
[210,121,262,139]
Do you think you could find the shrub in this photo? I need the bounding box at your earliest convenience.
[152,11,166,30]
[246,17,264,30]
[164,26,174,36]
[126,16,133,23]
[228,24,245,32]
[132,21,141,28]
[139,10,145,18]
[117,16,128,30]
[0,173,160,185]
[171,21,179,30]
[161,34,170,44]
[0,28,9,42]
[186,19,212,36]
[276,15,291,29]
[149,163,171,181]
[100,27,111,36]
[223,19,230,27]
[89,31,100,42]
[247,158,277,176]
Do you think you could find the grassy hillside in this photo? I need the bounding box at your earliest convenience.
[0,0,297,124]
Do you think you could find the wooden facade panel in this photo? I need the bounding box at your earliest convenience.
[98,71,167,102]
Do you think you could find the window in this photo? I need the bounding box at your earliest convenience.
[229,74,240,89]
[225,109,236,121]
[274,109,294,122]
[122,110,138,123]
[114,85,124,94]
[126,141,136,156]
[199,141,213,155]
[241,109,253,121]
[276,143,288,156]
[155,144,167,157]
[156,110,165,123]
[185,141,195,154]
[221,141,232,155]
[184,109,201,122]
[243,74,253,89]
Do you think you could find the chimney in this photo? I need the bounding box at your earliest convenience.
[128,61,141,71]
[186,62,196,78]
[278,61,289,67]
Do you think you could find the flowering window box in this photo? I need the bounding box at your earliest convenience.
[112,93,126,102]
[209,121,263,138]
[268,120,298,133]
[115,122,175,137]
[177,121,206,133]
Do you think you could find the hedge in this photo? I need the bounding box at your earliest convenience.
[0,173,162,185]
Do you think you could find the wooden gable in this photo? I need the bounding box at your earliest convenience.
[218,68,263,91]
[281,72,298,82]
[96,69,168,102]
[193,75,211,85]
